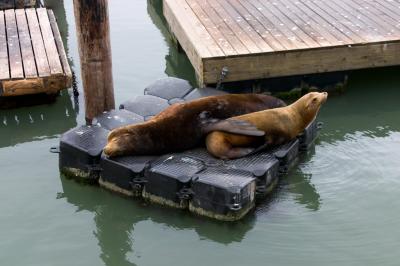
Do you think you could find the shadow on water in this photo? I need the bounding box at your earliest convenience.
[0,91,76,148]
[58,175,256,266]
[147,0,197,86]
[255,145,322,215]
[284,146,321,211]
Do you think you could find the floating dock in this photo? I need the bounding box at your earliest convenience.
[57,77,319,222]
[0,8,71,97]
[163,0,400,85]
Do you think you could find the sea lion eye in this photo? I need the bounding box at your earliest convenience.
[312,97,318,102]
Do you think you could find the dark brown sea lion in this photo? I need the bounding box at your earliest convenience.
[103,94,286,157]
[206,92,328,159]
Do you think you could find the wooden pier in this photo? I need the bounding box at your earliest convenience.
[0,8,71,97]
[164,0,400,85]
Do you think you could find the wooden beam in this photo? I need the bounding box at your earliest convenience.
[48,9,72,87]
[0,76,68,96]
[37,8,64,75]
[73,0,115,122]
[15,9,38,78]
[5,9,24,79]
[203,41,400,84]
[0,11,9,80]
[26,8,51,77]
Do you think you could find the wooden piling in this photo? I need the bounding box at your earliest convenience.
[73,0,115,122]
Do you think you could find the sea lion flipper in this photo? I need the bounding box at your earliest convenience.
[202,119,265,136]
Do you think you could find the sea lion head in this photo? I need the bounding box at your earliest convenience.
[103,127,138,157]
[294,91,328,122]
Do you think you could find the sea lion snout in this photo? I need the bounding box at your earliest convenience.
[320,92,328,103]
[103,138,122,157]
[104,132,132,157]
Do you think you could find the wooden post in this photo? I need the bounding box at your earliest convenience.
[73,0,115,123]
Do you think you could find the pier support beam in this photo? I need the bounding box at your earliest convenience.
[73,0,115,123]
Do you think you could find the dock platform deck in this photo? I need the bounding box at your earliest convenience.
[0,8,71,97]
[164,0,400,85]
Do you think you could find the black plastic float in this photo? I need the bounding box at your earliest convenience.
[57,77,320,221]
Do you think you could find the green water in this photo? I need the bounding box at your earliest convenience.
[1,1,400,265]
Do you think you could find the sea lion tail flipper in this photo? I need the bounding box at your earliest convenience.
[206,132,255,159]
[202,119,265,137]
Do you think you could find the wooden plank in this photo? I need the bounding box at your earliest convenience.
[277,0,354,46]
[216,0,273,52]
[15,9,37,78]
[164,0,222,58]
[1,76,67,96]
[273,0,331,46]
[369,0,400,24]
[0,11,9,80]
[237,0,298,50]
[25,8,50,77]
[208,0,266,53]
[48,9,72,86]
[196,0,250,54]
[36,8,63,75]
[163,0,208,81]
[348,0,400,37]
[334,0,400,37]
[298,0,367,44]
[228,0,286,51]
[186,0,237,55]
[313,0,387,41]
[256,0,320,48]
[203,40,400,83]
[5,9,24,79]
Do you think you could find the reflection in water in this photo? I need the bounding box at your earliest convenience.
[0,91,76,148]
[58,146,323,266]
[59,176,256,266]
[59,155,322,266]
[285,146,321,211]
[147,0,197,86]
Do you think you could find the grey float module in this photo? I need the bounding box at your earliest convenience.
[57,77,320,221]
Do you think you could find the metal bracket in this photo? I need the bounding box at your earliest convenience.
[130,177,147,192]
[177,188,194,200]
[216,66,229,90]
[49,146,60,154]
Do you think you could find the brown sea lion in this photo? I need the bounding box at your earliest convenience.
[206,92,328,159]
[103,94,286,157]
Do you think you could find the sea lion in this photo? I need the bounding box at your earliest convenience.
[206,92,328,159]
[103,94,286,157]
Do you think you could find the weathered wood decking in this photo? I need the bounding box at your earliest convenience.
[0,0,37,10]
[164,0,400,85]
[0,8,71,97]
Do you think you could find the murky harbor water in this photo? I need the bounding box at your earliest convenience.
[1,1,400,265]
